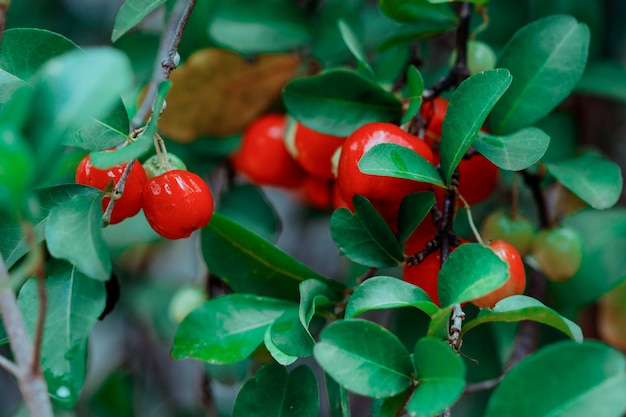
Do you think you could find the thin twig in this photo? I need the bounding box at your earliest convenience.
[32,271,46,373]
[131,0,197,131]
[0,354,19,377]
[449,304,465,351]
[464,375,503,394]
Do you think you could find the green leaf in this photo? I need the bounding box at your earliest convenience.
[330,195,404,268]
[377,20,458,52]
[461,295,583,342]
[326,373,351,417]
[427,306,454,339]
[371,390,412,417]
[439,68,512,184]
[401,65,424,124]
[45,191,111,281]
[111,0,168,42]
[18,259,106,408]
[407,337,466,417]
[428,0,489,4]
[208,0,311,55]
[217,184,281,242]
[314,319,413,398]
[551,209,626,307]
[29,48,132,157]
[202,214,343,301]
[358,143,445,187]
[484,341,626,417]
[233,363,319,417]
[171,294,297,364]
[437,243,509,307]
[345,276,439,318]
[576,60,626,104]
[546,152,623,210]
[397,191,435,245]
[490,15,590,134]
[90,80,170,168]
[379,0,458,23]
[268,309,314,357]
[338,19,374,79]
[264,327,298,366]
[0,185,99,269]
[472,127,550,171]
[283,69,402,137]
[299,279,335,331]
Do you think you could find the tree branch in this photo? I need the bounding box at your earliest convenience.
[0,254,53,417]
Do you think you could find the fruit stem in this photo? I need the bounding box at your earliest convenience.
[102,161,135,225]
[153,133,172,172]
[458,194,483,244]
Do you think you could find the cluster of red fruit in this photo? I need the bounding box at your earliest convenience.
[75,152,214,240]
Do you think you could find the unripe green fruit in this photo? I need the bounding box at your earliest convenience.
[481,210,536,256]
[143,153,188,179]
[168,284,208,324]
[530,226,583,282]
[450,40,497,75]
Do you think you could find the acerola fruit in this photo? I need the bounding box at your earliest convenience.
[284,116,345,179]
[450,40,497,75]
[169,284,208,324]
[143,153,188,179]
[231,113,306,188]
[300,175,335,211]
[481,209,536,256]
[336,122,435,228]
[457,153,499,205]
[75,155,147,224]
[143,170,214,239]
[530,226,583,282]
[420,96,448,148]
[471,240,526,309]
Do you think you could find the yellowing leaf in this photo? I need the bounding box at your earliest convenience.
[158,48,300,142]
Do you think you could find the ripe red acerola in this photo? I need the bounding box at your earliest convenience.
[284,117,345,180]
[336,122,435,228]
[471,240,526,308]
[231,114,306,188]
[75,155,147,224]
[421,96,448,149]
[143,170,214,239]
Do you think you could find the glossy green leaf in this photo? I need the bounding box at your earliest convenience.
[202,214,343,301]
[283,69,402,137]
[427,306,454,339]
[438,243,509,307]
[171,294,297,364]
[379,0,458,23]
[330,195,404,268]
[338,19,374,78]
[18,259,106,408]
[208,0,311,55]
[401,65,424,124]
[299,279,335,331]
[233,363,319,417]
[269,309,314,357]
[264,327,298,366]
[461,295,583,342]
[576,60,626,104]
[371,390,412,417]
[472,127,550,171]
[490,15,590,134]
[217,184,281,242]
[358,143,445,187]
[397,191,435,245]
[377,20,458,52]
[326,373,351,417]
[345,276,439,318]
[551,209,626,307]
[428,0,489,4]
[310,0,364,66]
[439,69,512,184]
[111,0,168,42]
[90,80,170,168]
[484,341,626,417]
[407,337,466,417]
[0,185,99,269]
[314,319,413,398]
[45,191,111,281]
[546,153,623,210]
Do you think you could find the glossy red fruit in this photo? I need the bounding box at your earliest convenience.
[231,114,306,188]
[420,96,448,149]
[336,122,435,228]
[471,240,526,309]
[143,170,214,239]
[300,176,334,211]
[285,117,345,179]
[75,155,147,224]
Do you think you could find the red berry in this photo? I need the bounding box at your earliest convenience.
[299,175,334,211]
[421,96,448,149]
[231,114,306,188]
[336,122,435,228]
[142,170,214,239]
[285,117,345,180]
[471,240,526,308]
[75,155,147,224]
